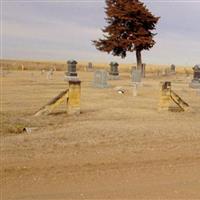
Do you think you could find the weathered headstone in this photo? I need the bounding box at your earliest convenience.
[109,62,119,80]
[86,62,93,72]
[131,69,142,96]
[130,66,137,75]
[189,65,200,89]
[131,69,142,83]
[170,64,176,74]
[47,69,54,80]
[162,68,170,76]
[93,70,109,88]
[65,60,78,80]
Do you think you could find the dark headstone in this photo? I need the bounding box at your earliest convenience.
[189,65,200,89]
[109,62,119,77]
[65,60,79,81]
[66,60,77,77]
[193,65,200,80]
[86,62,93,72]
[171,64,176,73]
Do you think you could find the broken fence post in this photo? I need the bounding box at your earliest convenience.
[67,80,81,115]
[159,81,171,111]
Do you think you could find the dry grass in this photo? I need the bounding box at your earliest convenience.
[1,70,200,199]
[1,59,193,74]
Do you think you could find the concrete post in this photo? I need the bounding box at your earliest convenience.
[159,81,171,111]
[67,80,81,115]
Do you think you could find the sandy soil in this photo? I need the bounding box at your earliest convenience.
[1,71,200,200]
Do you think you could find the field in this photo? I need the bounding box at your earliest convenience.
[1,63,200,199]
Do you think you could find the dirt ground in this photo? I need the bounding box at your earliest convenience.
[1,70,200,200]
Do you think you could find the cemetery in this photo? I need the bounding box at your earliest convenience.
[1,0,200,199]
[1,59,200,199]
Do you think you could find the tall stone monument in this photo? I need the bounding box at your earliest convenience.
[189,65,200,89]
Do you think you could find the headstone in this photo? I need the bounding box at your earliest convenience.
[130,66,137,75]
[109,61,119,80]
[47,69,54,80]
[131,69,142,97]
[65,60,78,81]
[170,64,176,74]
[93,70,109,88]
[131,69,142,83]
[189,64,200,89]
[86,62,93,72]
[162,68,170,76]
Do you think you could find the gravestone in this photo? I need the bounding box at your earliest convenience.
[189,65,200,89]
[131,69,142,83]
[109,62,119,80]
[131,69,142,97]
[162,68,170,76]
[130,66,137,75]
[170,64,176,74]
[65,60,78,81]
[47,69,54,80]
[86,62,93,72]
[93,70,109,88]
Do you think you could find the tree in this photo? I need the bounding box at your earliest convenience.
[93,0,159,69]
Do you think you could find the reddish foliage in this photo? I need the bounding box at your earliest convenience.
[93,0,159,59]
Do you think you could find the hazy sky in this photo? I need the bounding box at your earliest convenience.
[2,0,200,65]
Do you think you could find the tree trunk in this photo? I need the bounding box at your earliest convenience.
[136,49,142,70]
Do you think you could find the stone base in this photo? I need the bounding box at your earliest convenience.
[109,75,120,80]
[64,75,79,81]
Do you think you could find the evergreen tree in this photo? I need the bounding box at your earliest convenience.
[93,0,159,69]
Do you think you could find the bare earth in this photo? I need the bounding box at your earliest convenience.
[1,71,200,200]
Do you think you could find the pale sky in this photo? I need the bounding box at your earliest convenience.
[2,0,200,65]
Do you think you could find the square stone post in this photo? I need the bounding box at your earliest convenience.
[67,80,81,115]
[159,81,171,111]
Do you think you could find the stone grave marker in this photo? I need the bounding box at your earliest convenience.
[65,60,78,81]
[47,69,54,80]
[131,69,142,83]
[189,64,200,89]
[130,66,137,75]
[93,70,109,88]
[170,64,176,73]
[109,62,119,80]
[131,69,142,96]
[86,62,93,72]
